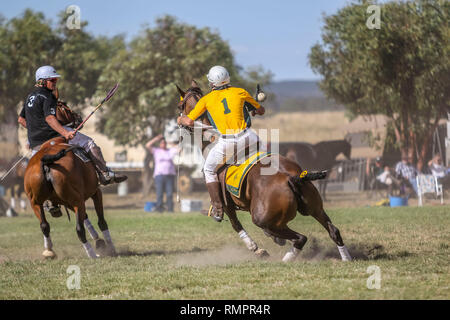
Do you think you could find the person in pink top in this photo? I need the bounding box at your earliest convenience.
[146,134,178,212]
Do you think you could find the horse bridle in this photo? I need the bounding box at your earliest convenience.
[178,87,204,133]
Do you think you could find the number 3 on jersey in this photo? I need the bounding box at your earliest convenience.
[27,95,36,108]
[221,98,231,114]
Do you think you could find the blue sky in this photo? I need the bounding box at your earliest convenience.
[1,0,353,81]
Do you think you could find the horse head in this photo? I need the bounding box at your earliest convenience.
[176,80,203,117]
[176,80,216,151]
[56,101,83,129]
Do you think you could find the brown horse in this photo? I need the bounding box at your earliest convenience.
[176,81,352,262]
[24,135,116,259]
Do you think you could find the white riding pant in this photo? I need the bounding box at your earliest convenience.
[203,128,266,183]
[30,126,95,157]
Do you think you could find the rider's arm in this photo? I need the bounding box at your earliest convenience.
[43,94,74,140]
[45,115,74,140]
[145,134,163,153]
[177,96,207,127]
[241,89,265,115]
[18,107,27,128]
[18,116,27,128]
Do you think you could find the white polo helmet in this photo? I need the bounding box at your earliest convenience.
[35,65,61,82]
[207,65,230,87]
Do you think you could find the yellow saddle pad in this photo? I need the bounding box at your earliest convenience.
[225,151,272,198]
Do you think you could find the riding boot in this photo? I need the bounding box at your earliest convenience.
[88,146,128,185]
[206,182,224,222]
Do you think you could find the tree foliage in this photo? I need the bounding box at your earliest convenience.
[54,11,125,108]
[0,9,122,158]
[309,0,450,170]
[96,15,272,147]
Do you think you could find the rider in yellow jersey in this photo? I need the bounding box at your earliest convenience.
[178,66,265,222]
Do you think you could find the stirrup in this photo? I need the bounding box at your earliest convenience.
[98,170,127,185]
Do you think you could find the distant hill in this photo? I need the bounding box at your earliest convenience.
[262,80,343,112]
[265,80,324,99]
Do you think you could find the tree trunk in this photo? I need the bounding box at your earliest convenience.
[417,115,441,172]
[141,149,154,197]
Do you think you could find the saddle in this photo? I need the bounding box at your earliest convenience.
[216,151,272,210]
[41,144,92,183]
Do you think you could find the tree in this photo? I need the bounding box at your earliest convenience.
[0,10,61,158]
[54,11,125,109]
[97,15,272,195]
[309,0,450,171]
[0,9,122,161]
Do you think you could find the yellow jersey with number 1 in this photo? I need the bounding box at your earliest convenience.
[187,87,261,135]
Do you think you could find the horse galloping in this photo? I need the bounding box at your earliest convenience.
[24,136,116,259]
[177,81,352,262]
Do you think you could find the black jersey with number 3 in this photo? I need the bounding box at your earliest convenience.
[19,87,60,148]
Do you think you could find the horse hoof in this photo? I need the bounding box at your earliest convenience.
[255,248,270,259]
[42,249,56,259]
[95,239,110,257]
[95,239,106,250]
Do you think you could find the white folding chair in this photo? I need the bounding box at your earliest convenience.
[416,174,444,206]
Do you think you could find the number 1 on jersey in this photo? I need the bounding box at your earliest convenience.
[221,98,231,114]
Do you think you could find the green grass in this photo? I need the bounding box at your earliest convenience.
[0,206,449,299]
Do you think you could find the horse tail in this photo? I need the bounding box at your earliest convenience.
[287,171,327,216]
[41,146,76,165]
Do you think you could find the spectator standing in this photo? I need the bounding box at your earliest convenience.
[145,134,178,213]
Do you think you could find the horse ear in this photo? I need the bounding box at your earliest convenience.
[191,79,199,88]
[176,85,185,98]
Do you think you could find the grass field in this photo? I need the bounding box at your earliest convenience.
[0,205,449,299]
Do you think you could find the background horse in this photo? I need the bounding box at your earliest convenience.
[276,140,352,200]
[24,136,116,259]
[0,155,29,212]
[177,81,352,262]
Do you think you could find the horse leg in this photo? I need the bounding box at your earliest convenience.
[263,229,286,246]
[226,208,259,253]
[18,184,27,211]
[73,203,97,258]
[264,227,308,262]
[31,203,56,259]
[91,189,117,256]
[311,209,352,261]
[83,213,100,242]
[10,185,16,210]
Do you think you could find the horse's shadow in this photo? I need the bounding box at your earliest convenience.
[116,246,206,258]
